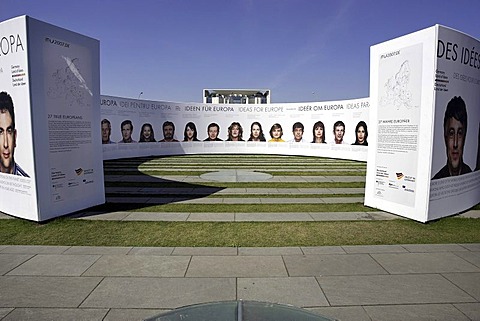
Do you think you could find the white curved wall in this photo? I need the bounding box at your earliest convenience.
[100,95,370,161]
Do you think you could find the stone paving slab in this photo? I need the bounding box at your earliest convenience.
[106,197,151,203]
[1,308,108,321]
[171,247,237,256]
[223,197,263,204]
[200,170,273,182]
[459,209,480,218]
[283,254,388,276]
[0,254,33,275]
[453,251,480,267]
[134,187,357,195]
[0,244,478,320]
[300,246,346,255]
[342,244,408,254]
[127,247,175,256]
[238,247,303,256]
[63,246,132,255]
[461,243,480,251]
[186,256,288,277]
[453,303,480,321]
[321,197,364,203]
[402,244,472,252]
[371,252,480,274]
[317,274,477,306]
[367,211,404,220]
[7,254,101,276]
[235,212,314,221]
[187,212,235,221]
[442,272,480,300]
[80,277,236,309]
[0,309,13,320]
[363,304,472,321]
[308,306,372,321]
[309,211,377,221]
[0,276,102,308]
[123,212,190,221]
[83,255,190,277]
[0,245,70,254]
[103,308,167,321]
[71,210,404,222]
[70,210,132,220]
[237,277,329,307]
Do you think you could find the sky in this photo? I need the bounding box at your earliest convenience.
[2,0,480,103]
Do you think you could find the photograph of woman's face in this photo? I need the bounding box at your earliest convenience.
[356,125,365,144]
[143,126,152,139]
[186,126,195,139]
[314,126,323,140]
[272,127,282,139]
[231,125,240,138]
[251,124,261,139]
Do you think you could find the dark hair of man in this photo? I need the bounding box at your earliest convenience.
[292,122,304,131]
[101,118,111,128]
[121,119,133,130]
[333,120,345,131]
[207,122,220,132]
[444,96,467,136]
[0,92,15,129]
[163,121,175,131]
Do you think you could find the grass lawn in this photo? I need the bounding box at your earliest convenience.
[0,217,478,247]
[1,154,477,248]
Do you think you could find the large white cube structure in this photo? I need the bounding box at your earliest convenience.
[0,16,104,221]
[365,25,480,222]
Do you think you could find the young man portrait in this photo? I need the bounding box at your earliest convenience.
[433,96,472,179]
[118,120,137,143]
[330,120,347,144]
[204,123,223,141]
[289,122,304,142]
[0,91,29,177]
[101,118,115,144]
[159,121,179,142]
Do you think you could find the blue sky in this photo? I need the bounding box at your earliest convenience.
[2,0,479,103]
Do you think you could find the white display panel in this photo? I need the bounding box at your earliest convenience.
[428,26,480,220]
[0,16,104,222]
[365,25,480,222]
[100,96,370,162]
[0,16,38,220]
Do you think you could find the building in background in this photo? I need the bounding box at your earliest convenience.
[203,89,270,104]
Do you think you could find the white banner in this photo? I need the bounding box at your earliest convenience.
[100,96,370,162]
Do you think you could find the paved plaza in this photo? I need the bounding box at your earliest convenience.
[0,156,479,320]
[0,244,479,321]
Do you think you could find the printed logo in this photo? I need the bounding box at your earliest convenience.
[45,37,70,48]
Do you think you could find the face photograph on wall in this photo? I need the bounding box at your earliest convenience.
[432,96,473,179]
[0,91,29,177]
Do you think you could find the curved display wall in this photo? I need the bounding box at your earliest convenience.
[100,95,370,162]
